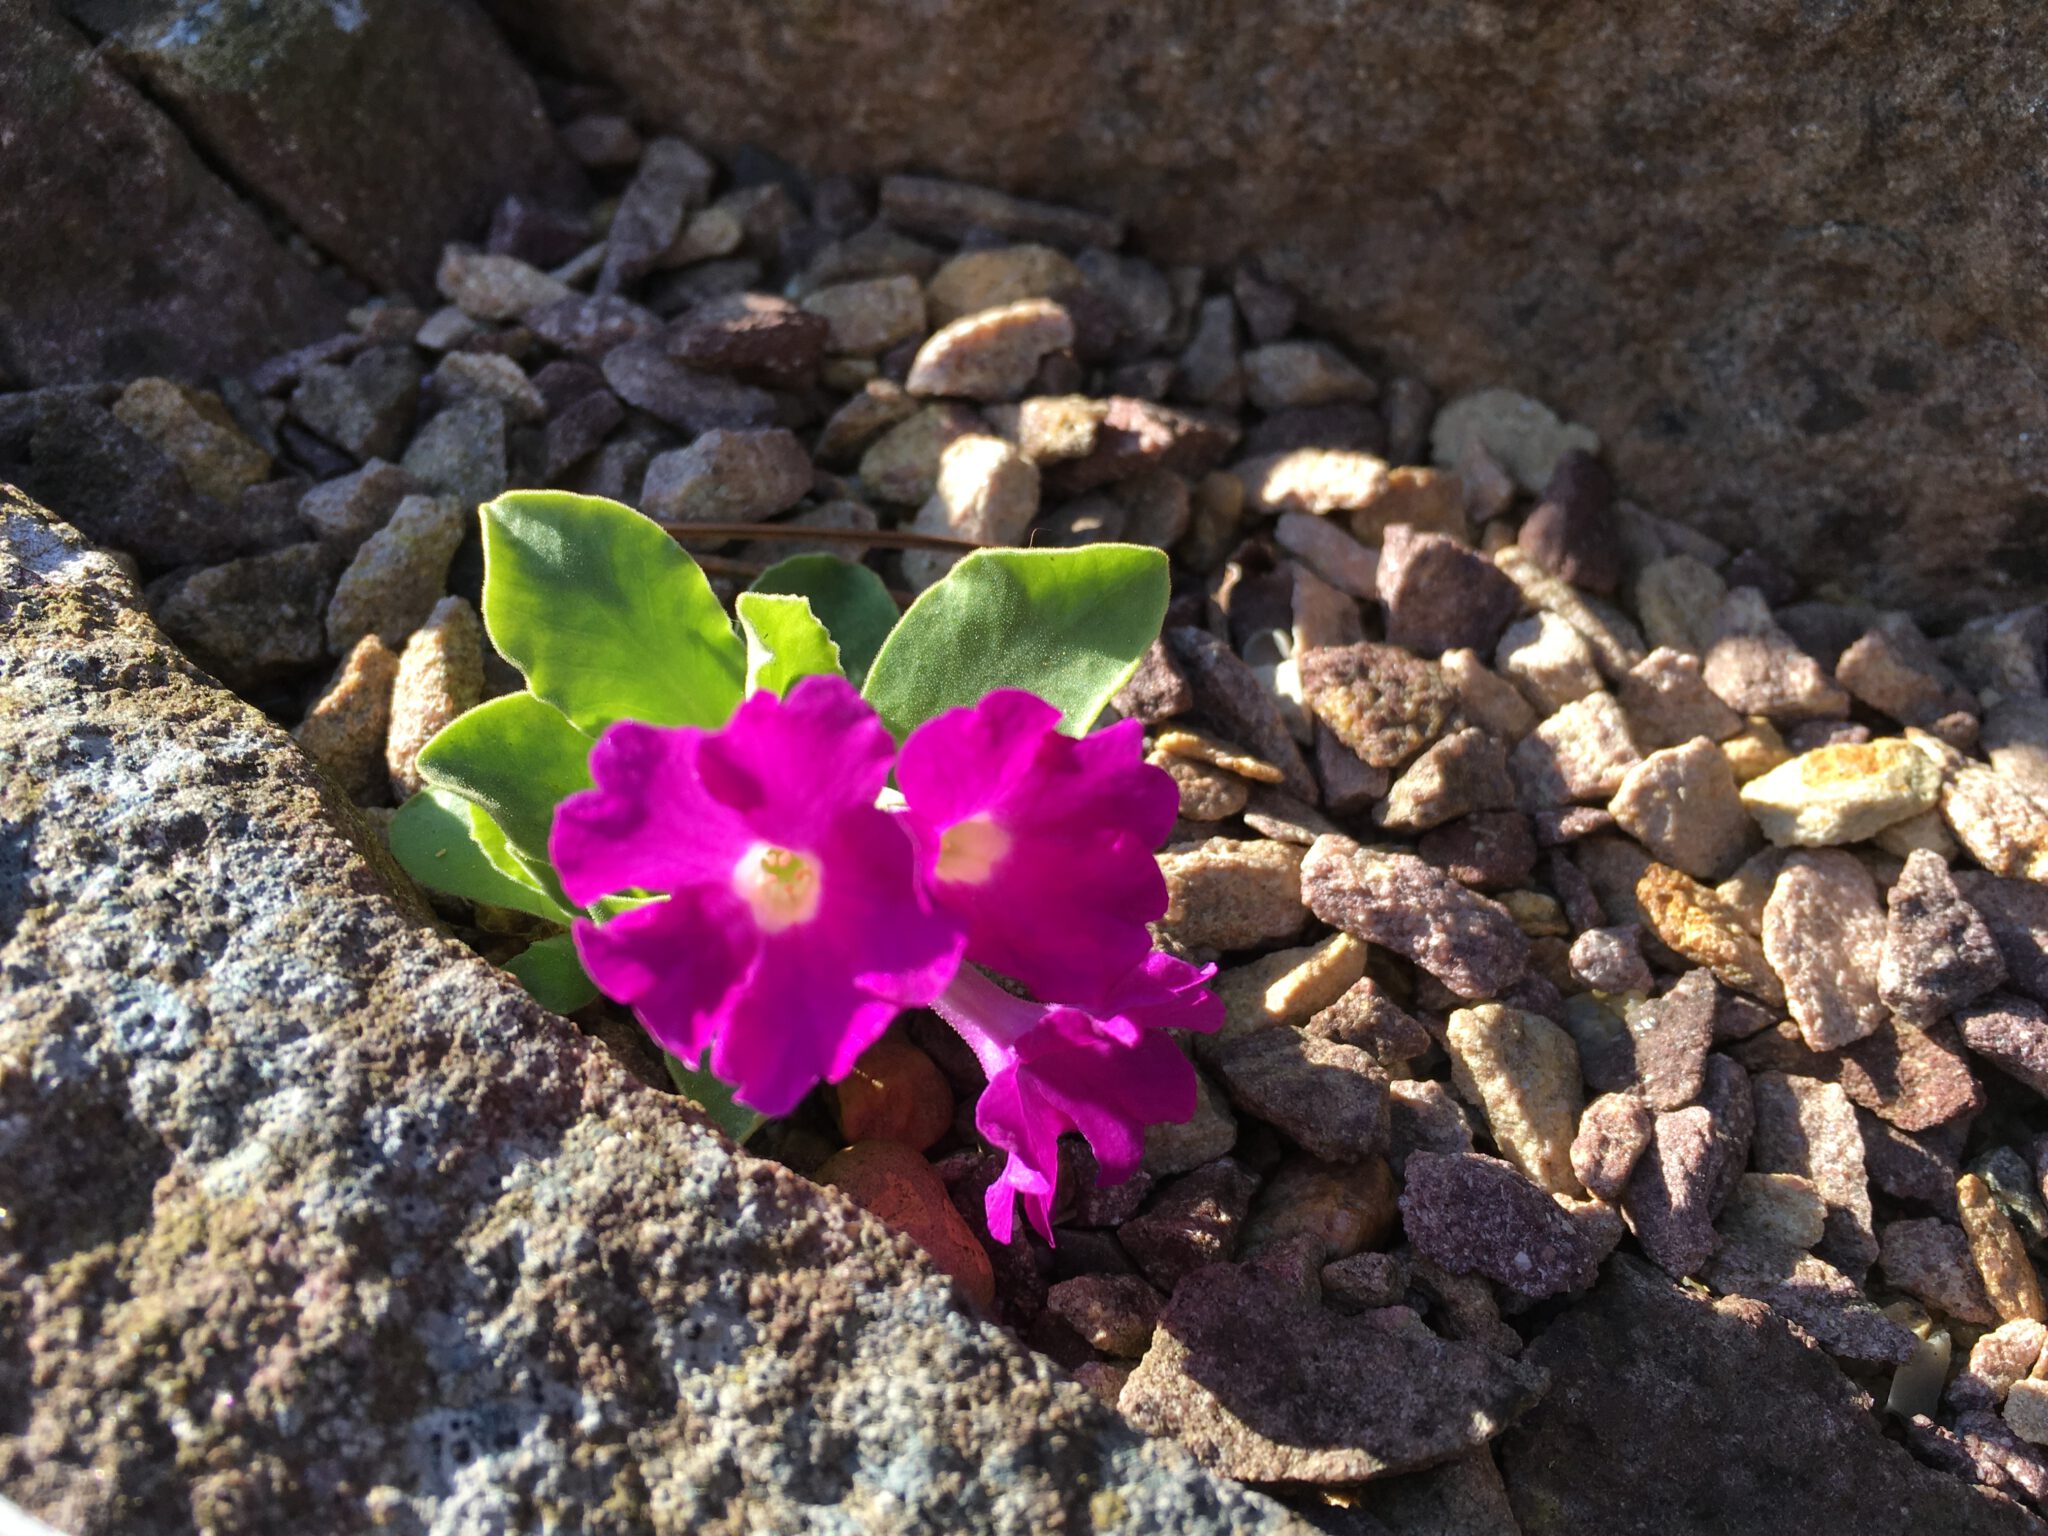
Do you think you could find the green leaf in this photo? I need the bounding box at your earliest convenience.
[664,1053,769,1144]
[736,591,842,698]
[861,544,1169,740]
[414,691,593,900]
[505,933,599,1014]
[481,490,746,733]
[748,554,899,685]
[387,788,574,924]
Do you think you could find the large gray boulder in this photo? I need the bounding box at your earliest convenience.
[0,0,345,386]
[60,0,585,294]
[0,484,1304,1536]
[487,0,2048,619]
[1496,1257,2043,1535]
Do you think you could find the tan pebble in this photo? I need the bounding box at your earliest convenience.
[1941,765,2048,882]
[1153,727,1285,784]
[1499,889,1570,937]
[1155,837,1307,953]
[1430,387,1599,494]
[1728,724,1794,786]
[899,434,1040,588]
[325,494,466,653]
[1960,1173,2048,1323]
[1446,1004,1585,1197]
[1636,861,1786,1007]
[293,635,399,803]
[1739,739,1943,845]
[1206,935,1369,1050]
[113,377,273,506]
[1151,751,1250,821]
[385,597,484,799]
[801,274,929,357]
[905,299,1075,402]
[857,403,981,506]
[2007,1378,2048,1446]
[924,244,1083,325]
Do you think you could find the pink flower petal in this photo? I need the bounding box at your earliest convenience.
[936,954,1219,1245]
[551,721,753,907]
[570,889,760,1067]
[900,691,1180,1004]
[557,677,963,1118]
[697,675,897,852]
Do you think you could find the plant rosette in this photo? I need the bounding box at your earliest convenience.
[389,490,1220,1242]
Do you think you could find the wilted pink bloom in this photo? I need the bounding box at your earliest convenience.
[933,953,1222,1244]
[552,675,964,1116]
[897,690,1177,1007]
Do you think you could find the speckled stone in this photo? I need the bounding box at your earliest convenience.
[1763,849,1891,1051]
[1241,1155,1399,1265]
[1703,587,1852,723]
[1497,610,1604,716]
[1956,874,2048,1005]
[1376,524,1524,657]
[1376,726,1516,834]
[1156,837,1307,953]
[1118,1159,1262,1293]
[1570,1092,1654,1202]
[1942,764,2048,883]
[1297,641,1460,770]
[1445,1004,1585,1196]
[1608,737,1752,882]
[1302,836,1530,1000]
[1959,1173,2048,1323]
[1044,1274,1165,1359]
[1959,995,2048,1098]
[1624,970,1718,1110]
[1209,1029,1390,1163]
[1499,1258,2041,1536]
[1164,627,1319,802]
[385,596,485,799]
[1880,1219,1999,1325]
[1619,646,1745,749]
[325,493,466,653]
[0,494,1302,1536]
[1751,1072,1878,1280]
[1400,1152,1606,1298]
[1635,861,1787,1008]
[906,299,1075,401]
[292,634,399,802]
[1120,1261,1546,1484]
[1739,739,1943,846]
[1511,691,1643,809]
[153,542,336,690]
[1619,1105,1723,1278]
[1882,850,2009,1025]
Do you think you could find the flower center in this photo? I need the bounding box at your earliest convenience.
[935,815,1011,885]
[732,842,822,932]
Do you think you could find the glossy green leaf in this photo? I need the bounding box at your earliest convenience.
[748,554,900,685]
[664,1053,768,1144]
[481,490,746,733]
[414,691,593,899]
[736,591,842,698]
[861,544,1169,740]
[387,788,574,924]
[505,933,599,1014]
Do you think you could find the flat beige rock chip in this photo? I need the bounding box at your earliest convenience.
[1446,1004,1586,1197]
[1739,739,1941,846]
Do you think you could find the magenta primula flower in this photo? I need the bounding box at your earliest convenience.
[897,690,1178,1006]
[550,675,965,1117]
[933,953,1223,1245]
